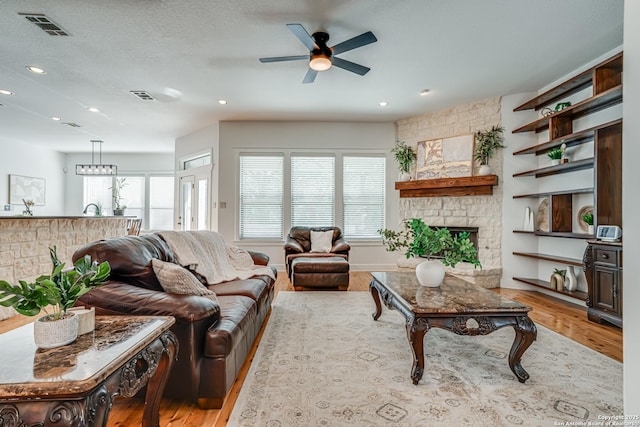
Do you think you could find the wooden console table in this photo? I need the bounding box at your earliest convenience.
[0,316,177,427]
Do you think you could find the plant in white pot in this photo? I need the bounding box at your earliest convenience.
[391,140,417,181]
[379,218,481,287]
[0,246,110,348]
[474,125,505,175]
[110,177,127,216]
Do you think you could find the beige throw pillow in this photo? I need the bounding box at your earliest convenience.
[310,230,333,253]
[151,259,218,303]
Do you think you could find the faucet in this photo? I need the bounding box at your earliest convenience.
[83,203,101,215]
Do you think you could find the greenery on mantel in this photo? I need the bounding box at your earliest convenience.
[474,125,505,165]
[391,140,417,174]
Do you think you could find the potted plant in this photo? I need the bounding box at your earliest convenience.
[547,147,563,166]
[379,218,481,287]
[474,125,505,175]
[582,211,594,234]
[111,177,127,215]
[391,140,417,181]
[0,246,110,348]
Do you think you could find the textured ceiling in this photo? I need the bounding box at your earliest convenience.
[0,0,624,154]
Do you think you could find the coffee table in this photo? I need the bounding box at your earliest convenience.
[0,315,177,427]
[370,271,537,385]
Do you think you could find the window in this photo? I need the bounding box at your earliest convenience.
[149,176,174,230]
[183,153,211,170]
[83,176,112,211]
[120,176,144,221]
[343,156,386,238]
[239,155,284,239]
[291,155,335,227]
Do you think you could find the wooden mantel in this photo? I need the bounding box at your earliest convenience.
[395,175,499,198]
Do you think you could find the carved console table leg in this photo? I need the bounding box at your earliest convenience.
[508,316,537,383]
[370,280,383,321]
[142,332,178,427]
[406,316,429,385]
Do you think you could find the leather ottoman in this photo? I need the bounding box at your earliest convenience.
[291,256,349,291]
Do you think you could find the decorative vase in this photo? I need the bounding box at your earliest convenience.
[478,164,491,176]
[399,172,412,181]
[550,273,564,291]
[550,159,560,166]
[415,260,445,287]
[565,266,578,292]
[33,312,79,349]
[587,225,594,235]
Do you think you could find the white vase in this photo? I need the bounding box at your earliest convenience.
[565,266,578,292]
[550,159,560,166]
[478,165,491,176]
[587,225,594,235]
[415,260,445,287]
[399,172,412,181]
[33,312,79,349]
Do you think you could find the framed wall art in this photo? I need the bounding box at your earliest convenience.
[415,134,474,179]
[8,174,46,205]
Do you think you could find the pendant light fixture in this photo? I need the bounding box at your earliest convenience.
[75,140,118,175]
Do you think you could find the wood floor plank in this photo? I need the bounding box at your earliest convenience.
[0,271,622,426]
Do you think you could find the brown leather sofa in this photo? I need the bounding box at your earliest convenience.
[284,226,350,290]
[72,233,275,409]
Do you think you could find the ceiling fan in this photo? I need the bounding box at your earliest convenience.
[259,23,377,84]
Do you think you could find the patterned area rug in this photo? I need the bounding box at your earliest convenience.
[229,292,622,426]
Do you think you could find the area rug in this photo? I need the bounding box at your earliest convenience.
[229,292,622,426]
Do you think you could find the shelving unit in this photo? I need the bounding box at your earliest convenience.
[510,51,623,306]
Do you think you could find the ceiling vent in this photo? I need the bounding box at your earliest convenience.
[130,90,156,101]
[61,122,81,128]
[19,13,70,36]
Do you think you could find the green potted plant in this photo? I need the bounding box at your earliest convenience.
[391,140,417,181]
[111,177,128,215]
[582,211,594,234]
[474,125,505,175]
[379,218,481,287]
[0,246,110,348]
[547,147,563,166]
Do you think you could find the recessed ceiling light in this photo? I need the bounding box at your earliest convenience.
[218,99,228,105]
[26,66,46,74]
[51,116,61,121]
[420,89,431,96]
[88,107,100,113]
[378,101,388,107]
[0,89,13,96]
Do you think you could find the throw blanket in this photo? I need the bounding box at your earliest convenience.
[158,231,275,285]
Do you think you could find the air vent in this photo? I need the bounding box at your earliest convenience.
[61,122,81,128]
[130,90,156,101]
[19,13,70,36]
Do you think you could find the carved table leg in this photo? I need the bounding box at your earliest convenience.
[406,316,429,385]
[370,280,382,321]
[142,332,178,427]
[508,315,537,383]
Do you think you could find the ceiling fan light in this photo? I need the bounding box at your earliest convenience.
[309,54,332,71]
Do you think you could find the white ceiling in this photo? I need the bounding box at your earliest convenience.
[0,0,623,154]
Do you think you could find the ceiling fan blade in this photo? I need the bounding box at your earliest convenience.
[286,23,317,51]
[331,57,370,76]
[331,31,377,55]
[302,68,318,84]
[259,55,309,63]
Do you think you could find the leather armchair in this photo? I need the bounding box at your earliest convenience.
[284,226,350,282]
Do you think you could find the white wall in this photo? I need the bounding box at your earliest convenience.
[218,121,399,271]
[63,153,174,215]
[623,0,640,413]
[0,141,66,216]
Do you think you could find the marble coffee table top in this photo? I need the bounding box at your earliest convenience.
[371,271,531,314]
[0,315,174,398]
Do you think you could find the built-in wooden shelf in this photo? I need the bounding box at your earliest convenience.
[513,52,623,111]
[513,188,593,199]
[395,175,498,198]
[512,230,593,239]
[513,277,588,300]
[512,251,583,267]
[513,158,593,178]
[512,85,622,134]
[513,119,622,156]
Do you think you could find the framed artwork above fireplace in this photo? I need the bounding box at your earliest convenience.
[415,134,474,179]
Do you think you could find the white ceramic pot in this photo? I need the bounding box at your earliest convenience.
[33,312,79,349]
[415,260,445,287]
[478,165,491,176]
[550,159,561,166]
[587,225,594,235]
[399,172,412,181]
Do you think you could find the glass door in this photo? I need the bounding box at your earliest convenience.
[179,176,194,231]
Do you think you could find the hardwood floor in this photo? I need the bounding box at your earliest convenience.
[0,271,622,426]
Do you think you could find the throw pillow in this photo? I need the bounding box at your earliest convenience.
[151,259,218,302]
[310,230,333,253]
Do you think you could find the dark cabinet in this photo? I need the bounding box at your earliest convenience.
[584,241,622,327]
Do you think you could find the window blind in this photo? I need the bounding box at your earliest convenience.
[343,156,386,238]
[291,156,335,227]
[239,155,284,239]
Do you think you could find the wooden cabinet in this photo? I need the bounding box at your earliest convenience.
[511,52,623,301]
[583,242,622,327]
